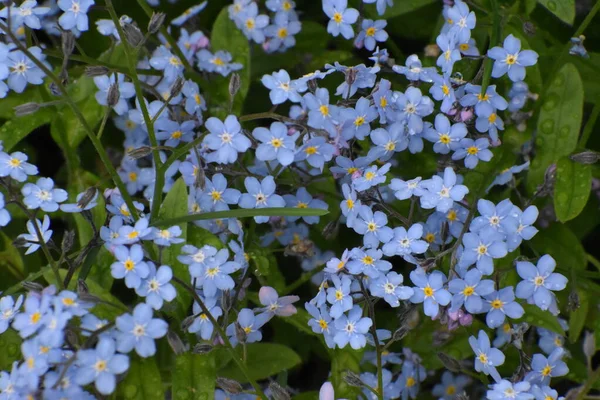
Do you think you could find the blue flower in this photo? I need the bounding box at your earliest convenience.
[460,84,508,117]
[57,290,92,317]
[446,0,476,43]
[20,178,66,212]
[368,126,407,161]
[129,98,168,129]
[372,78,394,123]
[432,372,471,400]
[326,275,353,319]
[283,187,328,224]
[538,327,565,355]
[188,296,223,340]
[458,231,507,275]
[424,114,467,154]
[420,167,469,213]
[395,87,433,134]
[259,286,299,317]
[181,80,207,117]
[152,225,184,247]
[340,184,361,228]
[110,244,150,289]
[253,121,298,166]
[355,19,388,51]
[389,177,424,200]
[19,338,49,389]
[531,384,562,400]
[323,0,359,39]
[306,302,336,348]
[471,199,518,236]
[264,12,302,53]
[475,112,505,143]
[239,176,285,223]
[409,269,452,318]
[226,308,270,346]
[352,163,390,192]
[17,215,53,255]
[488,34,539,82]
[397,361,427,400]
[171,2,208,26]
[115,217,152,245]
[326,60,380,100]
[333,305,372,349]
[482,287,524,328]
[330,155,370,179]
[0,295,22,334]
[60,189,99,213]
[199,173,241,212]
[12,292,51,338]
[429,73,457,113]
[488,162,530,190]
[93,73,135,115]
[360,370,397,399]
[155,119,196,147]
[136,264,177,310]
[203,115,251,164]
[448,268,495,313]
[352,205,394,248]
[304,88,339,132]
[238,2,269,43]
[452,138,493,169]
[393,54,435,82]
[526,348,568,385]
[0,1,50,30]
[468,330,505,382]
[369,271,414,307]
[149,45,184,82]
[362,0,393,16]
[295,136,335,171]
[261,70,306,104]
[58,0,94,31]
[115,303,168,357]
[196,49,243,76]
[0,151,38,182]
[382,224,429,261]
[506,205,539,252]
[347,247,391,278]
[486,380,532,400]
[340,97,378,140]
[515,255,567,312]
[75,338,129,395]
[178,244,218,278]
[200,248,241,297]
[436,33,461,73]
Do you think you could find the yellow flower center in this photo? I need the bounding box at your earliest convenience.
[463,286,475,296]
[488,113,497,123]
[212,57,225,66]
[305,146,317,155]
[423,286,434,297]
[211,190,221,201]
[491,299,504,309]
[354,116,365,126]
[62,298,75,306]
[365,171,375,181]
[346,198,354,209]
[505,54,517,65]
[171,130,182,139]
[477,245,488,255]
[95,360,107,372]
[335,290,343,301]
[9,158,21,167]
[439,134,451,144]
[541,365,552,376]
[277,28,288,38]
[271,138,283,148]
[406,377,416,387]
[380,97,387,108]
[467,146,479,155]
[459,43,469,51]
[31,311,41,324]
[477,93,490,102]
[447,210,457,221]
[124,259,135,271]
[318,319,328,329]
[362,256,374,265]
[366,27,376,37]
[245,19,255,29]
[333,12,342,23]
[367,222,377,232]
[319,105,329,116]
[442,84,450,96]
[243,326,252,334]
[169,56,181,66]
[384,141,396,151]
[425,233,435,243]
[129,172,137,182]
[446,385,456,395]
[478,353,488,363]
[296,202,308,209]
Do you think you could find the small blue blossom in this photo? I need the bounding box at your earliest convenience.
[60,189,99,213]
[420,167,469,213]
[333,305,372,349]
[152,225,184,247]
[424,114,467,154]
[469,330,505,382]
[12,292,51,338]
[200,173,241,212]
[18,215,53,255]
[115,303,168,357]
[355,19,388,51]
[368,126,407,161]
[347,247,391,278]
[393,54,435,82]
[340,184,361,228]
[475,111,505,143]
[458,231,508,275]
[446,0,476,43]
[136,264,177,310]
[0,151,39,182]
[196,49,243,76]
[452,138,493,169]
[75,338,129,395]
[389,176,423,200]
[93,74,135,115]
[261,69,306,104]
[200,249,241,297]
[323,0,359,39]
[436,33,461,73]
[432,372,471,400]
[340,97,378,140]
[155,119,196,147]
[488,34,539,82]
[188,297,223,340]
[352,163,390,191]
[352,205,394,248]
[516,255,567,312]
[410,269,452,318]
[397,361,427,400]
[395,87,433,134]
[58,0,95,31]
[326,275,353,319]
[369,271,414,307]
[284,187,328,224]
[506,204,539,251]
[253,121,298,166]
[181,80,207,117]
[382,224,428,261]
[0,295,23,334]
[0,1,50,30]
[20,178,67,212]
[116,217,153,245]
[486,380,532,400]
[203,115,251,164]
[110,244,150,289]
[460,84,508,117]
[226,308,270,346]
[178,244,218,279]
[239,176,285,223]
[264,12,301,53]
[482,287,524,328]
[362,0,393,16]
[526,347,568,385]
[448,268,495,313]
[296,137,335,171]
[258,286,299,317]
[429,73,457,113]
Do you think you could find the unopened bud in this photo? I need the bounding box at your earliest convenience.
[307,78,318,93]
[78,293,103,304]
[583,331,596,361]
[437,352,462,373]
[269,382,290,400]
[77,279,89,295]
[65,328,80,348]
[78,187,97,209]
[85,65,110,77]
[14,102,40,116]
[456,392,470,400]
[122,22,144,47]
[322,220,338,240]
[148,12,166,34]
[107,83,120,108]
[343,371,363,387]
[570,151,600,165]
[181,315,196,331]
[61,31,75,57]
[21,281,44,292]
[13,236,30,248]
[392,326,410,342]
[170,77,185,98]
[194,165,206,189]
[167,331,186,355]
[61,230,75,253]
[345,67,357,88]
[192,343,213,354]
[420,258,437,271]
[221,290,233,312]
[49,82,61,96]
[234,322,247,344]
[128,146,153,160]
[522,21,536,37]
[567,290,580,311]
[216,377,243,394]
[228,73,241,98]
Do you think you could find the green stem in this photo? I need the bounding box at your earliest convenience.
[480,0,501,94]
[579,103,600,147]
[172,277,267,400]
[576,366,600,400]
[0,21,141,223]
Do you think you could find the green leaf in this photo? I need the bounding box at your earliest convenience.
[0,107,53,152]
[172,352,216,400]
[0,329,22,371]
[569,290,589,343]
[571,53,600,104]
[153,208,329,227]
[521,303,566,335]
[205,7,250,118]
[553,156,592,222]
[0,230,26,281]
[218,343,301,383]
[364,0,437,19]
[529,223,587,271]
[187,225,225,250]
[249,247,286,292]
[293,392,319,400]
[537,0,575,25]
[330,348,362,399]
[117,356,164,400]
[157,178,190,320]
[528,63,583,192]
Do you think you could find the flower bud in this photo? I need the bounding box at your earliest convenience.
[61,230,75,253]
[234,322,247,344]
[522,21,536,37]
[269,382,290,400]
[437,352,462,373]
[229,73,241,98]
[148,12,166,34]
[181,314,196,331]
[192,344,213,354]
[49,82,61,96]
[167,331,186,355]
[78,293,103,304]
[61,31,75,57]
[14,102,41,116]
[570,151,600,165]
[170,77,185,99]
[107,83,120,108]
[343,371,363,387]
[85,65,110,77]
[216,377,243,394]
[21,281,44,292]
[122,22,144,47]
[322,220,339,240]
[65,328,80,348]
[583,331,596,361]
[77,187,98,209]
[77,279,89,295]
[128,146,153,160]
[567,290,580,311]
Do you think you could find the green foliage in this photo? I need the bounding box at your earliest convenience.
[553,156,592,222]
[521,304,566,335]
[537,0,575,25]
[529,223,587,271]
[117,357,165,400]
[172,352,217,400]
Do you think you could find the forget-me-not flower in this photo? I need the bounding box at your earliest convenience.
[469,330,505,382]
[75,338,129,395]
[410,269,452,318]
[488,34,539,82]
[515,255,567,311]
